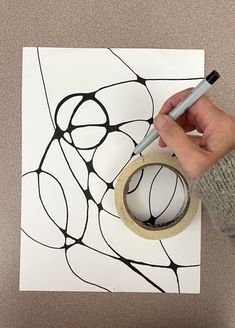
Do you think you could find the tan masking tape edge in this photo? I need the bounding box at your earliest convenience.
[115,154,199,240]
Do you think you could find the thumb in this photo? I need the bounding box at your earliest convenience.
[154,114,204,165]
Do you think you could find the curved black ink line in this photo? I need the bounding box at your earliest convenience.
[77,148,98,239]
[70,129,108,151]
[95,79,137,93]
[118,118,153,126]
[38,135,55,170]
[127,169,144,194]
[81,240,119,260]
[69,97,109,131]
[108,48,138,77]
[117,129,137,147]
[101,208,120,219]
[74,148,89,189]
[178,263,200,268]
[21,228,64,250]
[22,170,37,178]
[37,47,55,129]
[37,171,64,230]
[58,139,86,194]
[58,142,89,191]
[147,77,204,81]
[148,166,163,219]
[145,172,180,226]
[158,171,190,225]
[154,175,179,222]
[69,123,107,128]
[144,83,155,128]
[40,170,69,231]
[79,199,90,240]
[64,250,111,292]
[126,263,166,293]
[54,93,84,129]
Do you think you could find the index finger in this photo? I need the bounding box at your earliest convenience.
[159,88,192,115]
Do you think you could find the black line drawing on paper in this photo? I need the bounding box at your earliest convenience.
[21,48,202,293]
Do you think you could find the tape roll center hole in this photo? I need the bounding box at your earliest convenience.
[125,164,188,229]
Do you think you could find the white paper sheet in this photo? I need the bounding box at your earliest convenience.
[20,48,203,293]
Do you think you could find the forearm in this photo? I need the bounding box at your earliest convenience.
[191,150,235,254]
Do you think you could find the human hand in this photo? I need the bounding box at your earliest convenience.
[154,89,235,178]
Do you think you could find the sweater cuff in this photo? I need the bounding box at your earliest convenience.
[190,150,235,251]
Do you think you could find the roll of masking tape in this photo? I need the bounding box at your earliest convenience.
[115,154,199,240]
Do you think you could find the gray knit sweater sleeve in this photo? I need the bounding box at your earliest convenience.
[191,150,235,254]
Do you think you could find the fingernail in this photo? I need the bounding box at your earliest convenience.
[155,115,167,129]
